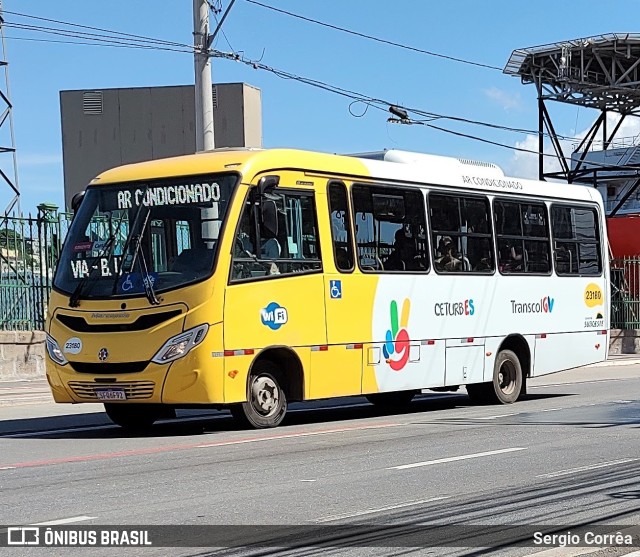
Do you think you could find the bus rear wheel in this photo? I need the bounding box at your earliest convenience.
[366,390,416,409]
[467,349,522,405]
[104,403,163,429]
[230,362,287,429]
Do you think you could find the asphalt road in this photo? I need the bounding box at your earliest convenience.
[2,363,640,557]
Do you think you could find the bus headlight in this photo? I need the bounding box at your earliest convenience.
[151,324,209,364]
[46,334,68,366]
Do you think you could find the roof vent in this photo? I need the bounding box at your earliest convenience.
[458,158,499,169]
[83,91,103,115]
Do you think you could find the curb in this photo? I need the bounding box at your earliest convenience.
[588,358,640,368]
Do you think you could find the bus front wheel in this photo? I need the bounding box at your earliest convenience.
[467,349,522,405]
[104,403,163,429]
[230,362,287,428]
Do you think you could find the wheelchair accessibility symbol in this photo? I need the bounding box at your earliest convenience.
[330,280,342,299]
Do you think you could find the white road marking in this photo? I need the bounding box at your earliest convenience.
[536,458,638,478]
[316,496,450,522]
[390,447,528,470]
[0,516,97,535]
[476,413,516,420]
[300,479,317,482]
[32,516,97,526]
[197,423,405,448]
[0,466,16,470]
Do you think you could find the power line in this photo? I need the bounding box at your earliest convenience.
[3,22,195,53]
[3,35,190,51]
[2,9,194,50]
[5,8,595,166]
[4,8,561,143]
[212,49,578,144]
[245,0,503,71]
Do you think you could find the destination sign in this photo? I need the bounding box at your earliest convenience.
[117,182,221,209]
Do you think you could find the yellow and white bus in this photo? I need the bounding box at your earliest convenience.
[45,148,609,429]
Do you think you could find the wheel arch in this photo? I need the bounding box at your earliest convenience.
[497,334,531,378]
[250,346,305,401]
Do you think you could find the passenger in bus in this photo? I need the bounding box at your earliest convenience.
[499,242,523,272]
[473,256,493,272]
[385,228,422,271]
[260,233,281,259]
[435,241,462,272]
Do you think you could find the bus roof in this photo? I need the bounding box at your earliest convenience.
[89,147,602,206]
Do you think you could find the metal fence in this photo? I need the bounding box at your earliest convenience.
[611,256,640,329]
[0,206,73,330]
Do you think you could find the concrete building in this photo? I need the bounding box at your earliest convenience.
[60,83,262,209]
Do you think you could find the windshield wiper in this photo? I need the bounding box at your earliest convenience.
[111,186,149,296]
[68,234,116,308]
[128,209,160,305]
[112,193,160,305]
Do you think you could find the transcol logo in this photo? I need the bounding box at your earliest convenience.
[260,302,288,330]
[511,296,555,314]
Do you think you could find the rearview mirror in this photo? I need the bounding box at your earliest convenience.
[71,191,85,214]
[261,199,278,238]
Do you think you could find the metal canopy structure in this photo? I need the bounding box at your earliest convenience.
[0,2,19,215]
[504,33,640,213]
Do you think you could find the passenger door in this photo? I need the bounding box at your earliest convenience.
[224,185,326,401]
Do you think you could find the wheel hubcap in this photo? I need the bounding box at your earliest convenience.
[250,376,279,416]
[498,361,516,395]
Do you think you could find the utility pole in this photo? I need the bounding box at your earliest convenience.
[193,0,215,151]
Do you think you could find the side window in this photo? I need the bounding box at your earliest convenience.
[430,193,494,273]
[231,188,322,281]
[352,185,429,273]
[328,182,354,272]
[495,200,551,274]
[551,205,601,275]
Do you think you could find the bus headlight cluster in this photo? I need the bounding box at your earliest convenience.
[151,324,209,364]
[45,334,68,366]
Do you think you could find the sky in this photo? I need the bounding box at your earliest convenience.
[3,0,640,214]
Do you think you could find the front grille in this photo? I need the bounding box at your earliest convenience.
[69,361,148,374]
[68,381,155,400]
[57,310,182,332]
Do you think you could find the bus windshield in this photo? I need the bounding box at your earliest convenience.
[54,173,237,302]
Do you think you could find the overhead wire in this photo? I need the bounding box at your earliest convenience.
[2,9,193,50]
[3,7,603,167]
[3,22,195,53]
[245,0,503,71]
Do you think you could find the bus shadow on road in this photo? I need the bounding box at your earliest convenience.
[0,392,586,439]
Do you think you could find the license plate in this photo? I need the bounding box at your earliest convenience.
[95,389,126,401]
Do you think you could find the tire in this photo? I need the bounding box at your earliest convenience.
[467,349,523,405]
[229,361,287,429]
[366,390,416,409]
[104,403,164,429]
